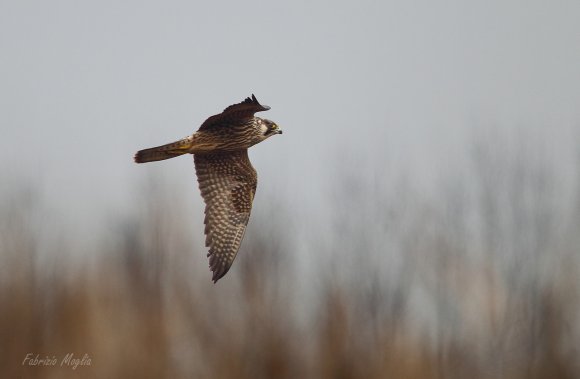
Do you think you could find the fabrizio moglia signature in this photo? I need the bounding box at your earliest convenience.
[22,353,91,370]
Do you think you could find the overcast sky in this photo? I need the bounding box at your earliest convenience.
[1,0,579,245]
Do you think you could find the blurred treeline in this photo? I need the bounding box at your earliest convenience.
[1,136,579,379]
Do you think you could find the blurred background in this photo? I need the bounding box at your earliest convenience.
[1,1,580,378]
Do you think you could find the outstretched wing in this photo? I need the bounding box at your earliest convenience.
[194,150,257,282]
[198,94,270,131]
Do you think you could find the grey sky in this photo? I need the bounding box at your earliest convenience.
[1,0,579,243]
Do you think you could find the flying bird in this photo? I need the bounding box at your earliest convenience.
[134,95,282,282]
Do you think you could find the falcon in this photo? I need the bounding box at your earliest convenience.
[134,95,282,282]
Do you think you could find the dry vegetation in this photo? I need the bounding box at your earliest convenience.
[1,138,579,378]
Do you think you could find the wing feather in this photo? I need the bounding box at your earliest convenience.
[194,150,257,282]
[198,94,270,131]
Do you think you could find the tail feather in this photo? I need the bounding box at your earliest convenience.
[134,136,194,163]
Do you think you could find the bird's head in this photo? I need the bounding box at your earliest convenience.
[258,118,283,140]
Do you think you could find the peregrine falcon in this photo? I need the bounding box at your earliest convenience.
[134,95,282,282]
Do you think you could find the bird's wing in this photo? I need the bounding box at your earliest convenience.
[194,150,257,282]
[198,94,270,131]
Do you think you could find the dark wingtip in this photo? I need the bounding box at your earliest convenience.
[242,94,257,102]
[249,94,270,111]
[212,272,222,283]
[245,94,259,105]
[236,94,269,112]
[211,266,230,283]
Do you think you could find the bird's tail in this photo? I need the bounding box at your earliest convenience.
[134,136,194,163]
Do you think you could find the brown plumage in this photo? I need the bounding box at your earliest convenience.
[134,95,282,282]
